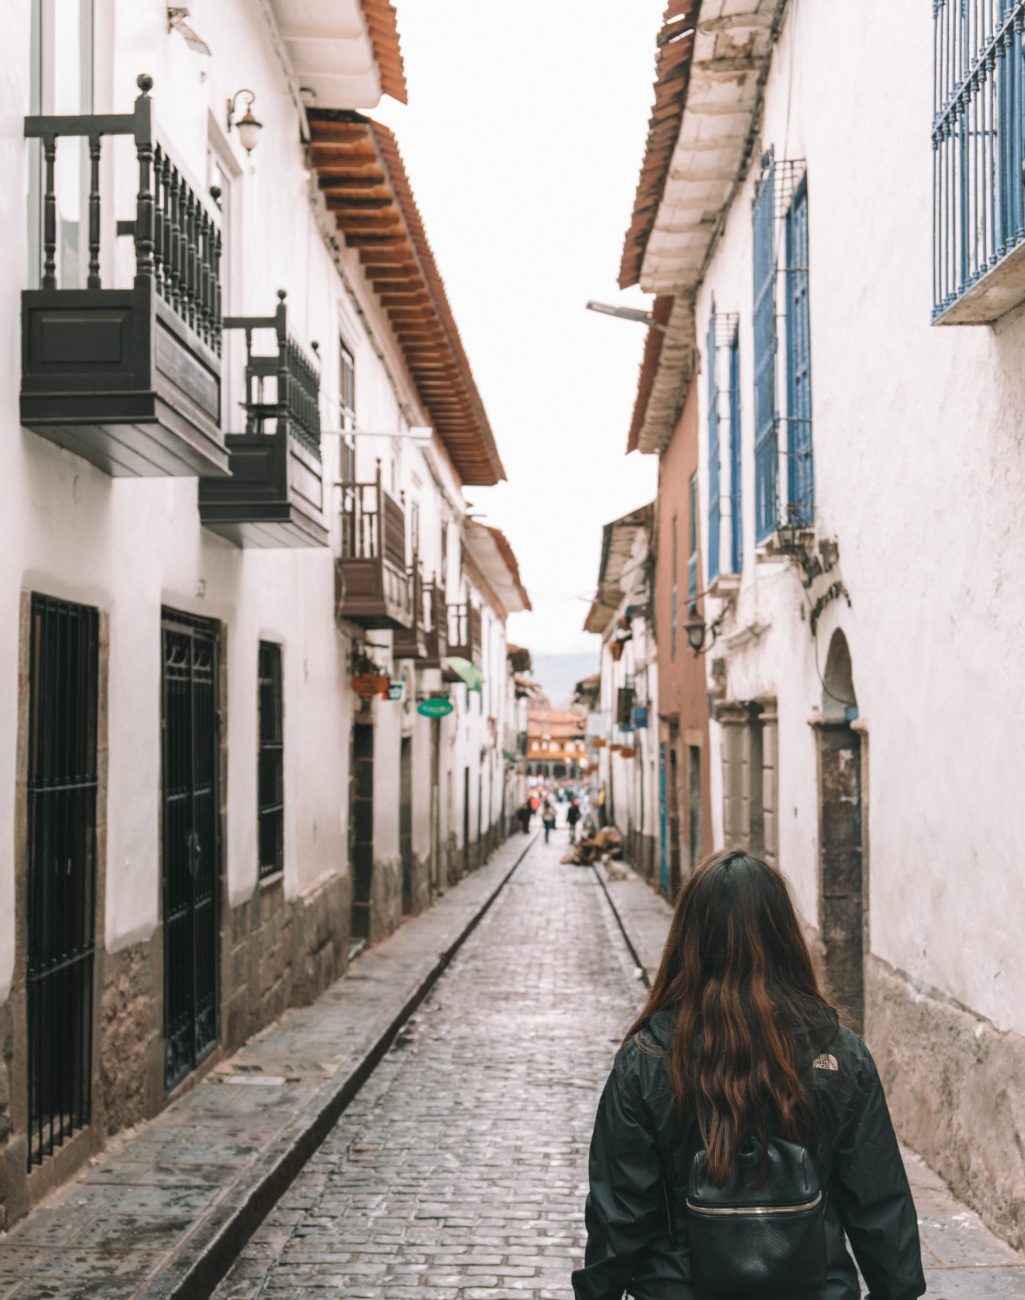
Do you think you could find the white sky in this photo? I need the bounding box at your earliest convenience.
[374,1,664,656]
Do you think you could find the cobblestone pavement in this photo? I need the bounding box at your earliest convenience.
[215,826,640,1299]
[217,837,1025,1300]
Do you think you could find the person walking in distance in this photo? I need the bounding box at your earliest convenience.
[572,850,925,1300]
[542,801,557,844]
[516,800,532,835]
[566,797,582,844]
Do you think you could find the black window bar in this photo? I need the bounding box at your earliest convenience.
[258,642,284,879]
[26,594,99,1170]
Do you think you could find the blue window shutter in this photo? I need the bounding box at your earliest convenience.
[729,327,743,573]
[786,179,813,525]
[706,309,720,582]
[687,473,699,607]
[752,162,777,543]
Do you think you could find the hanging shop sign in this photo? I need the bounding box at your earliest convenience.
[352,671,389,698]
[592,737,608,748]
[387,680,405,702]
[619,746,637,759]
[417,696,454,719]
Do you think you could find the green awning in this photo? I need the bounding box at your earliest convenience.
[443,656,483,693]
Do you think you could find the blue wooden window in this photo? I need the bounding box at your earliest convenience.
[670,513,679,661]
[728,326,743,574]
[687,473,698,609]
[752,159,777,544]
[706,309,721,582]
[785,179,813,526]
[933,1,1025,317]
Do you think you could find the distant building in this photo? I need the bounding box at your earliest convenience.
[584,506,660,879]
[525,707,587,781]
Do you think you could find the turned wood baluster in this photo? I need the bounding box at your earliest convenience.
[167,166,181,313]
[152,147,165,299]
[184,188,197,327]
[211,225,222,352]
[42,134,57,290]
[135,141,155,286]
[87,134,101,289]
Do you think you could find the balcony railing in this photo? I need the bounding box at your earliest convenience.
[335,463,412,629]
[394,561,428,659]
[198,291,327,547]
[20,75,226,477]
[447,602,482,666]
[933,1,1025,322]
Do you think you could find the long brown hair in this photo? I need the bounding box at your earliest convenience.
[627,850,834,1185]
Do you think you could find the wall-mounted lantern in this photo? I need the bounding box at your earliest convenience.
[226,89,263,153]
[685,607,726,657]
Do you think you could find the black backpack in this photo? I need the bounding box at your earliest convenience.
[684,1135,827,1297]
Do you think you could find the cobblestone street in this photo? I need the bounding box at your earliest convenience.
[215,827,638,1299]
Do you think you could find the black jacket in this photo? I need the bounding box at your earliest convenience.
[572,1009,926,1300]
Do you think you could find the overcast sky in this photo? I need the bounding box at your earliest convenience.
[374,1,663,658]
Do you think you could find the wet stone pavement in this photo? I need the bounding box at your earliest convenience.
[215,825,639,1299]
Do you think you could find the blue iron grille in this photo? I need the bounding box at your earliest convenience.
[785,179,814,525]
[752,159,778,543]
[687,473,699,608]
[729,327,743,573]
[706,308,721,582]
[933,1,1025,316]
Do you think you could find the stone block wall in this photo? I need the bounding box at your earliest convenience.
[100,942,158,1136]
[866,954,1025,1253]
[0,1003,12,1231]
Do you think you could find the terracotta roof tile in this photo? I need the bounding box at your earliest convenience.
[618,1,701,289]
[309,110,505,486]
[626,294,673,453]
[360,0,408,104]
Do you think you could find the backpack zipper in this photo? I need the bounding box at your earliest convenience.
[686,1190,822,1217]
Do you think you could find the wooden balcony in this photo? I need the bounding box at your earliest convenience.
[393,563,428,659]
[335,464,412,629]
[423,581,448,667]
[446,602,482,667]
[198,293,327,547]
[20,76,227,478]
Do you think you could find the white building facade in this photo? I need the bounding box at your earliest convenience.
[0,0,525,1225]
[620,0,1025,1249]
[585,506,660,879]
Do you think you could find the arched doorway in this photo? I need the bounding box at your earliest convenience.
[816,630,864,1029]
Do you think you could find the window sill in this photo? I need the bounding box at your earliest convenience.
[707,572,740,600]
[934,239,1025,325]
[258,869,284,890]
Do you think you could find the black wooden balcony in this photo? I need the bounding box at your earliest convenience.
[198,292,327,547]
[20,76,227,478]
[335,463,412,629]
[422,581,448,667]
[395,569,449,661]
[394,562,428,659]
[446,602,482,667]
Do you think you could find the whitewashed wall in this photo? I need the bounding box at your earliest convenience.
[692,0,1025,1040]
[0,0,491,996]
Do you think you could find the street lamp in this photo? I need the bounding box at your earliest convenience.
[685,607,726,657]
[585,300,666,331]
[227,89,263,153]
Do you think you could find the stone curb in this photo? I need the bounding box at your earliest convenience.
[142,834,539,1300]
[589,858,671,988]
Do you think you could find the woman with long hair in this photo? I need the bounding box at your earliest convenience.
[572,850,925,1300]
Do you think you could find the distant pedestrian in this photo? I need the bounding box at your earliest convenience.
[516,801,532,835]
[566,798,581,843]
[572,850,926,1300]
[542,803,556,843]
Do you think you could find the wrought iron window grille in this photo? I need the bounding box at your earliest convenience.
[257,642,284,881]
[752,150,813,545]
[706,305,741,583]
[932,0,1025,319]
[27,594,99,1170]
